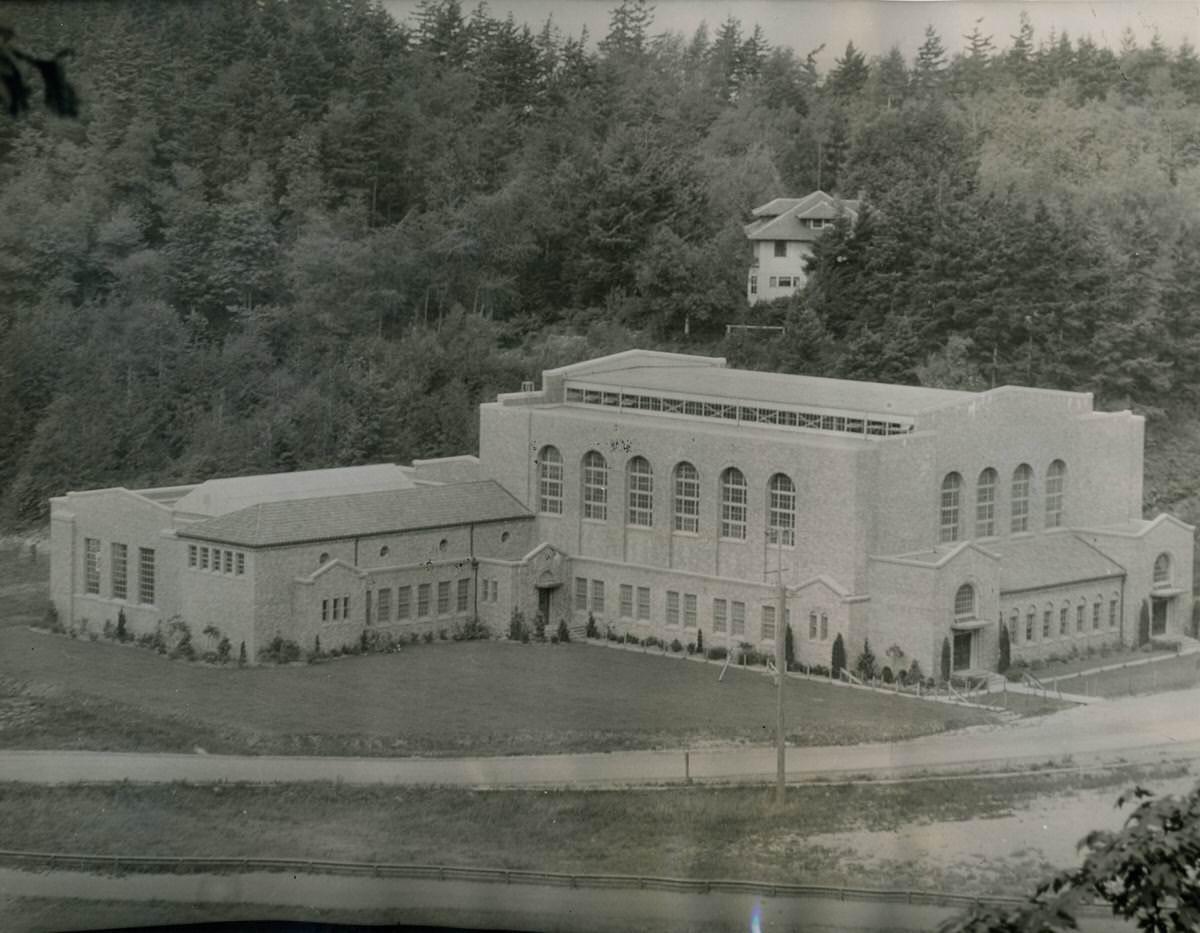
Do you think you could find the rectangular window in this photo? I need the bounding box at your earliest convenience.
[684,593,697,628]
[341,596,350,620]
[84,538,102,595]
[591,580,605,615]
[1060,606,1069,636]
[666,591,680,626]
[137,548,155,605]
[199,546,209,571]
[187,544,197,568]
[819,613,828,640]
[212,549,222,573]
[417,583,431,618]
[1110,599,1118,628]
[437,581,450,615]
[769,276,778,287]
[322,598,329,622]
[809,611,817,640]
[1076,604,1085,633]
[397,585,412,620]
[110,543,127,600]
[236,552,245,575]
[731,601,746,636]
[377,587,391,623]
[365,589,373,626]
[713,598,727,633]
[457,578,469,613]
[332,596,341,621]
[620,584,634,618]
[761,605,776,641]
[774,240,787,258]
[575,577,588,612]
[1043,609,1052,639]
[749,275,757,296]
[224,550,233,574]
[1093,602,1101,631]
[636,586,650,621]
[1025,611,1035,642]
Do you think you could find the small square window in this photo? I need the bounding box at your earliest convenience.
[774,240,787,258]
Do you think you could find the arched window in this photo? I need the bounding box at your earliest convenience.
[673,462,700,533]
[582,451,608,521]
[719,467,747,540]
[537,446,564,514]
[1011,464,1033,533]
[940,472,962,544]
[975,468,997,538]
[1045,460,1066,528]
[626,457,653,527]
[953,583,975,620]
[1153,553,1172,586]
[767,474,796,546]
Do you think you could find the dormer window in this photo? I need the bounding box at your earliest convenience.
[809,218,829,229]
[774,240,787,257]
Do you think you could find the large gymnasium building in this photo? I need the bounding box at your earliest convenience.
[50,350,1194,675]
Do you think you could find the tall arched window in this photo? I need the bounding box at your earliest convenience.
[1045,460,1066,528]
[626,457,653,527]
[975,468,997,538]
[940,472,962,544]
[954,583,975,620]
[673,462,700,533]
[1154,552,1172,586]
[582,451,608,521]
[537,446,563,514]
[1011,464,1033,533]
[767,474,796,546]
[719,467,748,540]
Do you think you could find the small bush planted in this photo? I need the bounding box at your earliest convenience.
[670,639,683,653]
[707,646,727,661]
[556,619,570,643]
[586,613,599,639]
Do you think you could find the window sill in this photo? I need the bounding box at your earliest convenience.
[625,524,653,531]
[672,529,700,538]
[582,518,607,525]
[719,537,748,544]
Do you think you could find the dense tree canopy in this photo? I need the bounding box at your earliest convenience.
[1,0,1199,524]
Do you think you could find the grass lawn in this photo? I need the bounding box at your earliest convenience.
[1016,645,1174,682]
[0,763,1189,897]
[1062,652,1200,698]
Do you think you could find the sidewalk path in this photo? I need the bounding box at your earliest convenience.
[3,686,1200,787]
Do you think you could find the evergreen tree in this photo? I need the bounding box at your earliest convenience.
[783,622,794,670]
[827,41,869,100]
[869,46,908,109]
[912,25,947,96]
[599,0,654,60]
[997,620,1011,674]
[854,638,877,680]
[1138,600,1151,646]
[831,632,846,678]
[940,636,952,683]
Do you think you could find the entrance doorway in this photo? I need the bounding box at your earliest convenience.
[952,630,973,671]
[537,587,552,626]
[1151,597,1170,637]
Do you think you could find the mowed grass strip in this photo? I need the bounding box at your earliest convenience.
[0,765,1187,895]
[1064,652,1200,698]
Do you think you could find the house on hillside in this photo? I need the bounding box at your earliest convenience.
[51,350,1194,677]
[744,190,859,305]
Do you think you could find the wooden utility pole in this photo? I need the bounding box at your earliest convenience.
[769,533,788,805]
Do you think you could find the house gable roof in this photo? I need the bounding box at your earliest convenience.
[991,532,1126,594]
[745,190,861,242]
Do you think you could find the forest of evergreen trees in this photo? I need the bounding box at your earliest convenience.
[1,0,1199,525]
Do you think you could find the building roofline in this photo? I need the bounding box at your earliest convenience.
[543,348,725,380]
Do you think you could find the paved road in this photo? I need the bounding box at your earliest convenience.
[0,868,1136,933]
[3,686,1200,787]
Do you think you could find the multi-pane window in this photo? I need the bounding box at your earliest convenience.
[819,612,828,640]
[591,580,605,614]
[1011,464,1033,533]
[1043,608,1052,639]
[673,462,700,533]
[620,584,633,618]
[377,587,392,623]
[200,546,209,571]
[809,611,818,640]
[187,544,198,568]
[397,585,412,619]
[457,578,469,613]
[1076,603,1085,632]
[417,583,431,617]
[224,550,233,573]
[1110,597,1119,628]
[953,584,975,620]
[684,593,697,628]
[719,467,748,540]
[666,591,680,626]
[767,474,796,546]
[774,240,787,257]
[1092,601,1101,630]
[341,596,350,620]
[321,598,329,622]
[940,473,962,544]
[1010,609,1019,642]
[582,451,608,521]
[331,596,341,621]
[110,543,127,600]
[731,601,746,635]
[575,577,588,611]
[1045,460,1066,528]
[137,547,155,605]
[537,446,563,515]
[84,538,101,595]
[1153,553,1171,585]
[437,581,451,615]
[976,468,997,537]
[636,586,650,620]
[626,457,653,527]
[1025,610,1035,642]
[236,553,245,575]
[713,598,728,633]
[761,605,776,641]
[1060,605,1069,636]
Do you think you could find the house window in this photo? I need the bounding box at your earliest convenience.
[582,451,608,521]
[620,584,633,618]
[1046,460,1066,528]
[719,467,748,540]
[130,547,153,605]
[417,583,431,617]
[761,605,776,641]
[1076,603,1085,632]
[199,546,209,571]
[110,543,127,601]
[820,612,828,640]
[1093,601,1102,630]
[767,474,796,546]
[1043,608,1052,639]
[749,275,757,295]
[321,598,329,622]
[626,457,653,527]
[575,577,588,611]
[731,601,746,635]
[809,611,817,640]
[457,578,469,613]
[397,585,412,620]
[975,468,997,537]
[953,583,975,620]
[713,598,728,633]
[377,587,391,623]
[1060,605,1069,636]
[1011,464,1032,533]
[331,596,341,621]
[1025,610,1035,642]
[437,580,450,615]
[341,596,350,620]
[769,276,778,287]
[83,538,101,595]
[940,473,962,544]
[666,591,680,626]
[1110,597,1119,628]
[591,580,605,614]
[187,544,197,568]
[774,240,787,258]
[1153,553,1171,585]
[673,462,700,533]
[538,446,563,515]
[636,586,650,620]
[236,553,245,575]
[684,593,697,628]
[224,550,233,574]
[1010,609,1020,642]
